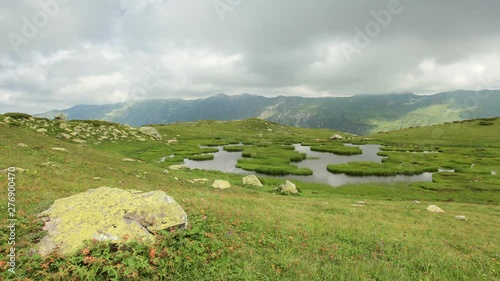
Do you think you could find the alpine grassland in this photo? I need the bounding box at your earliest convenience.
[0,115,498,280]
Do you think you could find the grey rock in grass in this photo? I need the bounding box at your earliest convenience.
[139,126,162,140]
[211,180,231,189]
[122,158,137,162]
[73,139,87,144]
[454,215,467,221]
[276,180,299,195]
[329,134,343,140]
[192,178,209,183]
[168,164,188,171]
[51,147,68,152]
[36,128,48,133]
[426,205,445,213]
[37,187,187,256]
[17,143,28,148]
[242,175,263,187]
[57,133,72,139]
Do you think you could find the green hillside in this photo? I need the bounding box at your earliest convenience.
[37,90,500,135]
[0,114,499,280]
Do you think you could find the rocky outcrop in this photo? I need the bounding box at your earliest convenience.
[0,114,163,145]
[139,126,162,140]
[37,187,187,256]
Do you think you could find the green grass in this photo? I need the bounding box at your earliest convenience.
[236,158,313,176]
[222,145,246,152]
[189,154,215,161]
[327,161,434,176]
[310,144,362,155]
[0,116,499,280]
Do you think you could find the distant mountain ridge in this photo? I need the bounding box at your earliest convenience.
[37,90,500,135]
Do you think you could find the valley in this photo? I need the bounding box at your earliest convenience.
[0,113,499,280]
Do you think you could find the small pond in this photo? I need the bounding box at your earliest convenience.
[183,144,433,187]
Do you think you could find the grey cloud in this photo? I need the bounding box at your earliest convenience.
[0,0,499,114]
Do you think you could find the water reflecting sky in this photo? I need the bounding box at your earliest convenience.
[183,144,433,187]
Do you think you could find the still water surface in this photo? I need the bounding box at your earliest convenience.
[183,144,432,187]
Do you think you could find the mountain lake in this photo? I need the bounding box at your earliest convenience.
[181,144,433,187]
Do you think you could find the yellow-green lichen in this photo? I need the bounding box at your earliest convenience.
[37,187,187,256]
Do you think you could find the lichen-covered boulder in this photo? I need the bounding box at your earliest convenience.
[275,180,299,195]
[139,126,162,140]
[242,175,263,187]
[37,187,187,256]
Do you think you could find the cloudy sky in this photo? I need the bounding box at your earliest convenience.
[1,0,499,114]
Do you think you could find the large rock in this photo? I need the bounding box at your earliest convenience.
[242,175,263,187]
[426,205,445,213]
[37,187,187,256]
[139,126,162,140]
[276,180,299,195]
[211,180,231,189]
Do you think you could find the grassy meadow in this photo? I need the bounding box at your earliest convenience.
[0,115,499,280]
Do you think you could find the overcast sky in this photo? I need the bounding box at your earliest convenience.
[1,0,499,114]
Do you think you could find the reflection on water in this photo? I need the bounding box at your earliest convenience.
[182,144,433,187]
[184,146,251,175]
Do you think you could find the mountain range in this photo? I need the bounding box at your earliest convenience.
[37,90,500,135]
